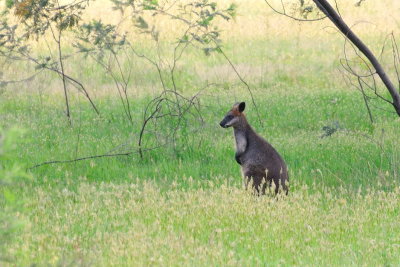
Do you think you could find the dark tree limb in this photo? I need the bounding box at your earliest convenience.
[28,55,100,115]
[56,28,71,123]
[0,71,42,86]
[138,97,164,159]
[358,77,374,123]
[27,146,162,170]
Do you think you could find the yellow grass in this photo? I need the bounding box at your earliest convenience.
[6,181,400,266]
[82,0,400,40]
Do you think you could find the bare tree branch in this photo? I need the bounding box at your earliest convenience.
[0,71,42,86]
[265,0,400,117]
[27,146,162,170]
[357,77,374,123]
[312,0,400,116]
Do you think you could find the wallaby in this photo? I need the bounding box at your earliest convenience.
[220,102,289,195]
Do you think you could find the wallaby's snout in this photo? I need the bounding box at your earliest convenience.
[220,102,246,128]
[219,114,233,128]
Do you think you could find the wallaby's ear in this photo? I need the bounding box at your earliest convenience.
[238,102,246,113]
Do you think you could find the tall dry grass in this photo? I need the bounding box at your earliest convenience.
[6,181,400,266]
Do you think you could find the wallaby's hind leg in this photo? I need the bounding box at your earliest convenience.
[263,178,273,195]
[244,175,257,194]
[244,173,265,195]
[244,168,284,196]
[272,177,280,195]
[253,176,261,195]
[281,177,289,195]
[274,176,289,195]
[261,180,267,195]
[260,177,270,195]
[253,175,270,195]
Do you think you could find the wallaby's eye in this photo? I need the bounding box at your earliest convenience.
[226,115,234,120]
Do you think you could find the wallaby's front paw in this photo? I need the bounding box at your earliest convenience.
[235,153,242,165]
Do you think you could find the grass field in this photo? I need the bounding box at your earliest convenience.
[1,0,400,265]
[6,182,400,266]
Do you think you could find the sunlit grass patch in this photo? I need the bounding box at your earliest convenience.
[5,181,400,266]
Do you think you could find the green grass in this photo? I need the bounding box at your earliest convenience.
[6,182,400,266]
[2,0,400,264]
[2,83,400,265]
[1,87,399,189]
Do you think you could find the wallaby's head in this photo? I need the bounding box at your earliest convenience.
[220,102,246,128]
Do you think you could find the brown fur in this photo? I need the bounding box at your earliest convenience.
[230,104,242,116]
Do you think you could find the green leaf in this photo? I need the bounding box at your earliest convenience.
[39,0,49,8]
[135,17,148,29]
[180,35,189,43]
[143,0,158,10]
[199,16,213,27]
[5,0,14,9]
[227,3,237,18]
